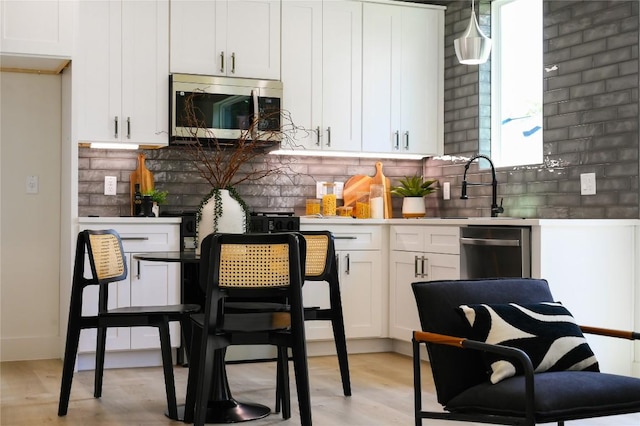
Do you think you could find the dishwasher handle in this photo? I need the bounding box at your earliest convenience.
[460,237,521,247]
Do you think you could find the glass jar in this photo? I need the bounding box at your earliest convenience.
[370,184,385,219]
[355,191,370,219]
[306,198,321,215]
[322,183,337,216]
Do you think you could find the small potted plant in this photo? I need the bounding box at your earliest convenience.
[390,175,438,218]
[142,189,168,216]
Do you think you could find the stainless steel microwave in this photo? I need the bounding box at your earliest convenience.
[169,74,283,144]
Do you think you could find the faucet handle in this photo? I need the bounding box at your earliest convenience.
[494,198,505,215]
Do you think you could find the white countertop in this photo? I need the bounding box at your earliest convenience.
[78,216,182,225]
[300,216,640,227]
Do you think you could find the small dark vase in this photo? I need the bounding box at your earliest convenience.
[142,195,154,217]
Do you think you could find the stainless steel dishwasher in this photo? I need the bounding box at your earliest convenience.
[460,226,531,279]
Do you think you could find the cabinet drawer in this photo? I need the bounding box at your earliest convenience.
[79,223,180,252]
[302,224,381,250]
[391,225,459,254]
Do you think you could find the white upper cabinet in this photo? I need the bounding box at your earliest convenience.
[0,0,74,58]
[170,0,280,80]
[362,2,443,156]
[74,0,169,147]
[281,0,362,152]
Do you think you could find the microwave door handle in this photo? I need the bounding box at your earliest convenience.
[251,89,259,139]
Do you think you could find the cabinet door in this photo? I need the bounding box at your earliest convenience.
[0,0,74,57]
[169,0,219,75]
[226,0,280,79]
[338,250,383,339]
[389,251,459,342]
[75,0,121,144]
[321,0,362,152]
[281,0,323,149]
[362,2,400,153]
[129,257,181,349]
[121,0,169,146]
[362,3,443,156]
[389,251,422,342]
[170,0,279,79]
[399,7,442,155]
[76,0,168,146]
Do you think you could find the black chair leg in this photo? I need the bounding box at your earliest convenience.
[330,312,351,396]
[291,330,312,426]
[276,346,291,419]
[183,324,202,424]
[94,325,107,398]
[158,320,178,420]
[58,323,81,416]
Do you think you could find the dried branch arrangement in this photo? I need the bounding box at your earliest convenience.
[178,90,310,189]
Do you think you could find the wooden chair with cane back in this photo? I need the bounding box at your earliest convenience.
[58,229,200,419]
[183,232,312,426]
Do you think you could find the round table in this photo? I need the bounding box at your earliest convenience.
[133,251,271,423]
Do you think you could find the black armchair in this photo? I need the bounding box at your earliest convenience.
[411,278,640,426]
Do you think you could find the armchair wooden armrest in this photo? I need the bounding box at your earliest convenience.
[580,325,640,340]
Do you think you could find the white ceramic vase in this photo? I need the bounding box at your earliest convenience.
[402,197,426,218]
[197,189,246,254]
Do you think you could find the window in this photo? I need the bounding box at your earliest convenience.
[491,0,543,167]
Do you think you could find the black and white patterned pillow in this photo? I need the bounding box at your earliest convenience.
[458,302,599,384]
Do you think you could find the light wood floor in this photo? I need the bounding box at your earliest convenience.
[2,352,639,425]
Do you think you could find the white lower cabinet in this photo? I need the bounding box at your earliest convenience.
[300,224,385,340]
[76,223,180,355]
[389,225,460,342]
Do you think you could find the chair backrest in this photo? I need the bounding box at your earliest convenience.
[299,231,335,281]
[411,278,554,405]
[199,232,307,331]
[73,229,128,288]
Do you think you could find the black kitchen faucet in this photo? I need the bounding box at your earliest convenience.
[460,154,504,217]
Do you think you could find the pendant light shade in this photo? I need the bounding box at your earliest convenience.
[454,0,492,65]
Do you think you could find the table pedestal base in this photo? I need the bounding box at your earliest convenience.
[167,399,271,423]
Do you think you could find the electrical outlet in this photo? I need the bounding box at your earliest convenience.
[335,182,344,199]
[316,181,325,198]
[580,173,596,195]
[443,182,451,200]
[104,176,117,196]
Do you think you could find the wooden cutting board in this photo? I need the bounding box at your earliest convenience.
[129,153,154,215]
[372,162,392,219]
[343,174,374,209]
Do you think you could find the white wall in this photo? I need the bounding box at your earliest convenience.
[0,71,62,361]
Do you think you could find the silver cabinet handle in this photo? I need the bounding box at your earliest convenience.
[220,51,225,73]
[326,126,331,147]
[114,116,118,138]
[404,131,409,150]
[126,117,131,139]
[394,131,400,150]
[421,256,428,278]
[121,237,150,241]
[316,126,321,146]
[345,253,350,275]
[414,255,420,277]
[136,260,141,279]
[231,52,236,74]
[334,236,357,240]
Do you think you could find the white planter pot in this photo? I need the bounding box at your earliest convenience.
[402,197,426,218]
[197,189,246,253]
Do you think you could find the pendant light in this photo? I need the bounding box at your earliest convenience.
[454,0,492,65]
